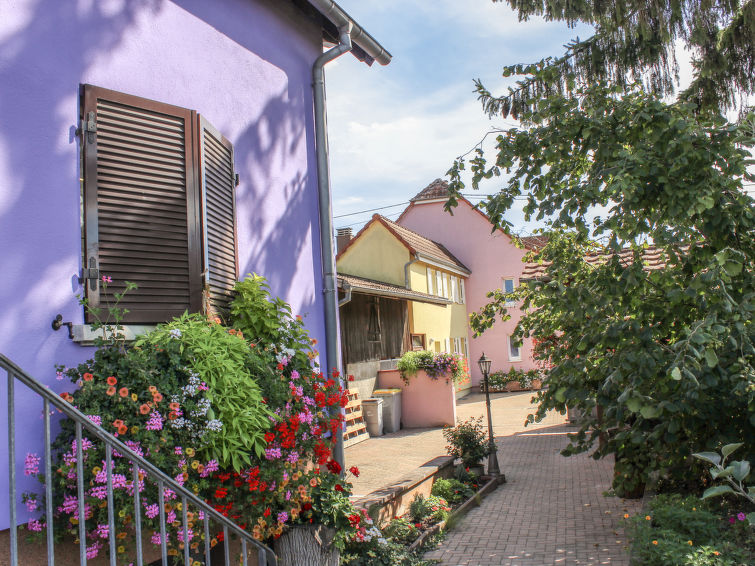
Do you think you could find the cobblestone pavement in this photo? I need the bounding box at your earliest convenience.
[346,392,644,565]
[424,425,644,565]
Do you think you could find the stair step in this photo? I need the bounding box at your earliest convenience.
[343,388,369,448]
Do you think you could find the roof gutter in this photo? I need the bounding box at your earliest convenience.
[404,252,419,289]
[310,7,390,470]
[307,0,392,65]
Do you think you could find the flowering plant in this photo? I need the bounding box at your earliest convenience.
[397,350,469,384]
[24,274,358,562]
[27,332,226,560]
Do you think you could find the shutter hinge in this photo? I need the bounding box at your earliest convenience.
[78,257,99,291]
[234,173,240,187]
[77,111,97,144]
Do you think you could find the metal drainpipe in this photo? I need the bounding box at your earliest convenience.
[338,282,353,307]
[313,25,352,470]
[404,253,420,289]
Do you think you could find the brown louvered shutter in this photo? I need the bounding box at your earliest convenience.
[81,85,203,323]
[198,116,238,318]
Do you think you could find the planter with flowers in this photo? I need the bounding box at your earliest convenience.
[377,351,469,428]
[21,275,377,565]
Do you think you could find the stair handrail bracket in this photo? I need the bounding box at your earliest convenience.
[2,353,277,566]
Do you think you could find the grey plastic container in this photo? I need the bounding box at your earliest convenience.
[372,389,402,433]
[361,398,384,436]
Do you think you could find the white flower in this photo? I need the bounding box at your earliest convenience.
[169,328,182,339]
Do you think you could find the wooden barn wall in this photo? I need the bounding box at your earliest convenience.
[339,293,409,365]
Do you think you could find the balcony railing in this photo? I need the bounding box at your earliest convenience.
[2,353,276,566]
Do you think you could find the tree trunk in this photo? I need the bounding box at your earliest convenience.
[274,525,339,566]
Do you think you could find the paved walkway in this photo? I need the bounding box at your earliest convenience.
[346,392,644,565]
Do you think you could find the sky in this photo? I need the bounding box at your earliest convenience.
[325,1,595,235]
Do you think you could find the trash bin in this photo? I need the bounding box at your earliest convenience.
[372,388,402,433]
[361,398,384,437]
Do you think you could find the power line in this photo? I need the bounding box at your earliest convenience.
[333,201,410,219]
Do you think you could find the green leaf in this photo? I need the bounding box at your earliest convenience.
[730,460,750,482]
[625,397,643,413]
[721,443,743,459]
[692,452,721,466]
[701,485,734,499]
[704,349,718,368]
[670,367,682,380]
[639,405,661,419]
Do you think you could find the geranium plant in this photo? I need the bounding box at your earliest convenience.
[397,350,469,384]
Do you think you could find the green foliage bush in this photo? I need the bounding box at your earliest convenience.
[408,494,451,525]
[138,312,273,469]
[443,416,489,468]
[431,478,474,505]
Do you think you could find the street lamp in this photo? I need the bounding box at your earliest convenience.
[478,353,503,481]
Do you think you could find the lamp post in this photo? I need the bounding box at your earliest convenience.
[478,353,503,481]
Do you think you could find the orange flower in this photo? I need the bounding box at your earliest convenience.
[106,386,116,396]
[309,478,318,487]
[82,373,94,382]
[112,419,124,428]
[119,387,129,398]
[152,392,163,403]
[169,402,180,411]
[106,376,117,386]
[118,425,128,435]
[139,404,151,415]
[168,412,178,420]
[148,386,157,393]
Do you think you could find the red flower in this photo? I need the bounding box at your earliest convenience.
[326,459,342,474]
[302,502,312,511]
[264,432,275,444]
[106,376,117,386]
[349,466,360,478]
[263,508,271,517]
[348,375,355,381]
[215,488,228,499]
[334,484,344,492]
[348,514,361,527]
[82,373,93,382]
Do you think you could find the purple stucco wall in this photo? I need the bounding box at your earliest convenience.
[398,199,538,385]
[0,0,327,529]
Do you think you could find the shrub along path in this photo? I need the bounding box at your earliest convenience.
[346,391,644,565]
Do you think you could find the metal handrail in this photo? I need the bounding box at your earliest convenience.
[2,353,277,566]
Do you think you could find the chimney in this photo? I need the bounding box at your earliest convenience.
[336,227,353,254]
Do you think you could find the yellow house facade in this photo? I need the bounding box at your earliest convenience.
[336,215,472,383]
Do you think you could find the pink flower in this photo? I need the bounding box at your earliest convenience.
[151,532,162,545]
[95,524,109,539]
[27,519,44,532]
[737,512,746,521]
[729,516,736,524]
[144,503,159,519]
[24,453,40,476]
[101,275,112,283]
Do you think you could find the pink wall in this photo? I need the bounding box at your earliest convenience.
[378,369,456,427]
[398,199,538,385]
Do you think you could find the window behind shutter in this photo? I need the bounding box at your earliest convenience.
[198,116,238,318]
[81,85,202,323]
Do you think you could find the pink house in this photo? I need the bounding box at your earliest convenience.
[397,179,544,386]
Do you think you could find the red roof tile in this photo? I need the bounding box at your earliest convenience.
[411,178,450,201]
[521,246,674,280]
